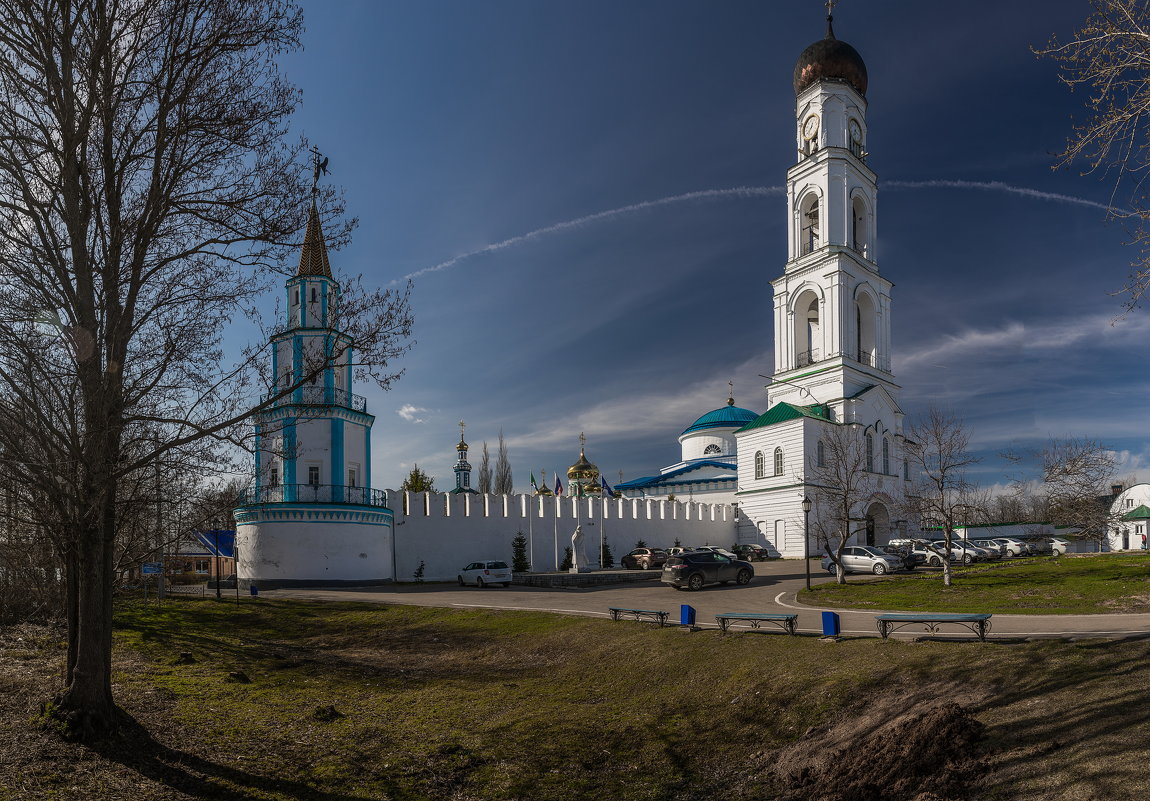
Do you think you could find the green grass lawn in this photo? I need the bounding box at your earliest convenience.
[799,553,1150,614]
[4,597,1150,800]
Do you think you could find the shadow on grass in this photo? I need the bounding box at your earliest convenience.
[89,710,385,801]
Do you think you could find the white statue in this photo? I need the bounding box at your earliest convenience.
[570,525,589,573]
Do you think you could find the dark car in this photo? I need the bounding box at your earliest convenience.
[620,547,668,570]
[881,544,923,570]
[732,543,770,562]
[661,552,754,591]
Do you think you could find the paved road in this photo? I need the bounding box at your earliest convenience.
[265,559,1150,640]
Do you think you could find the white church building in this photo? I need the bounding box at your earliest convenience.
[233,12,918,583]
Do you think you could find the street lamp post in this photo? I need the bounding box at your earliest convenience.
[213,528,222,600]
[802,496,813,592]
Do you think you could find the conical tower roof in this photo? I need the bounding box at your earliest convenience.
[297,200,333,278]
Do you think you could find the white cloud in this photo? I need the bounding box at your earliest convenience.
[397,404,429,424]
[885,180,1120,214]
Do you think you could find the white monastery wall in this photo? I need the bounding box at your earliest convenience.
[237,510,393,586]
[389,491,736,582]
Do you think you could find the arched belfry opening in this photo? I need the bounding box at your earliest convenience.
[855,291,876,367]
[852,195,869,257]
[800,194,820,256]
[794,289,821,367]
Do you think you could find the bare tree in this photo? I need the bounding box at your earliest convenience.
[478,441,492,494]
[1009,438,1121,548]
[1036,0,1150,308]
[904,409,983,587]
[806,423,877,585]
[0,0,413,738]
[494,429,513,495]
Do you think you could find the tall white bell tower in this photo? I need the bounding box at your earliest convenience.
[768,12,898,415]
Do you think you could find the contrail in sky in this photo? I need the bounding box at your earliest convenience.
[399,185,784,281]
[884,179,1117,213]
[400,180,1113,282]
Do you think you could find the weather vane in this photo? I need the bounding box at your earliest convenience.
[310,145,329,194]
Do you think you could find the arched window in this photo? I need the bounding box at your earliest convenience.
[754,451,765,479]
[852,196,868,256]
[800,194,820,256]
[794,289,821,367]
[865,433,874,472]
[882,438,890,474]
[855,292,877,367]
[703,444,721,456]
[817,440,826,468]
[773,447,784,476]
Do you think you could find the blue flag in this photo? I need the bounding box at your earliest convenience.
[601,476,613,496]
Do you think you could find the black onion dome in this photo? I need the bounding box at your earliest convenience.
[793,17,867,97]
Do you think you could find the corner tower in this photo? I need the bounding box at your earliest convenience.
[234,185,394,588]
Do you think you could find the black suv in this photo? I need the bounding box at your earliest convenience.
[661,552,754,591]
[732,543,770,562]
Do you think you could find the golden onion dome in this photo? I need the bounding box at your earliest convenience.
[567,447,599,480]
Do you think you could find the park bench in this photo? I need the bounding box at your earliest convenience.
[875,613,992,642]
[608,607,669,627]
[714,612,798,635]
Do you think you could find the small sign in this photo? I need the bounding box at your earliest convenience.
[142,562,163,575]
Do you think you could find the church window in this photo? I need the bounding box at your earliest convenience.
[774,519,784,548]
[308,465,320,486]
[348,468,357,488]
[310,287,317,303]
[773,448,784,476]
[1127,498,1135,508]
[865,433,874,472]
[852,196,869,257]
[817,440,826,468]
[903,459,909,481]
[703,444,722,456]
[293,289,299,305]
[800,195,820,256]
[270,466,278,487]
[794,290,821,367]
[882,438,890,474]
[754,451,765,479]
[855,292,877,366]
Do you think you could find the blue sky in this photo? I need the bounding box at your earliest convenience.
[271,0,1149,495]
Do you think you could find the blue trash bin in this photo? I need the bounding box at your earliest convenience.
[249,585,259,597]
[821,611,840,636]
[680,604,696,626]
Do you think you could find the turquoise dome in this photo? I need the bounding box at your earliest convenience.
[681,404,759,436]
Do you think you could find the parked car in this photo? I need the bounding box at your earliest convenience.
[970,539,1006,559]
[621,548,669,570]
[661,551,754,590]
[1050,537,1070,556]
[991,537,1026,557]
[921,542,963,567]
[1023,538,1052,556]
[732,543,771,562]
[930,540,983,564]
[666,546,692,557]
[881,544,923,570]
[457,560,512,587]
[694,545,739,559]
[821,546,904,576]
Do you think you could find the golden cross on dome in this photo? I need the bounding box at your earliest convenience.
[458,419,465,440]
[579,431,586,450]
[825,0,838,17]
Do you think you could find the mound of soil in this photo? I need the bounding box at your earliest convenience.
[768,701,985,801]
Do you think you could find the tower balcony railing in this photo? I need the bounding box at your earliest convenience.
[796,348,820,368]
[260,386,367,413]
[238,483,388,507]
[856,351,891,371]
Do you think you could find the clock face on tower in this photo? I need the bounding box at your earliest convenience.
[849,120,862,144]
[802,114,819,141]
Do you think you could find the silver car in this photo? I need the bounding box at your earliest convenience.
[821,546,904,576]
[971,539,1006,559]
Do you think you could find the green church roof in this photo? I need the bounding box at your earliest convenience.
[736,402,832,433]
[1122,504,1150,520]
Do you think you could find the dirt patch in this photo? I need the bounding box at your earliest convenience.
[767,698,986,801]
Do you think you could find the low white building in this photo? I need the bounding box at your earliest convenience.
[1109,483,1150,551]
